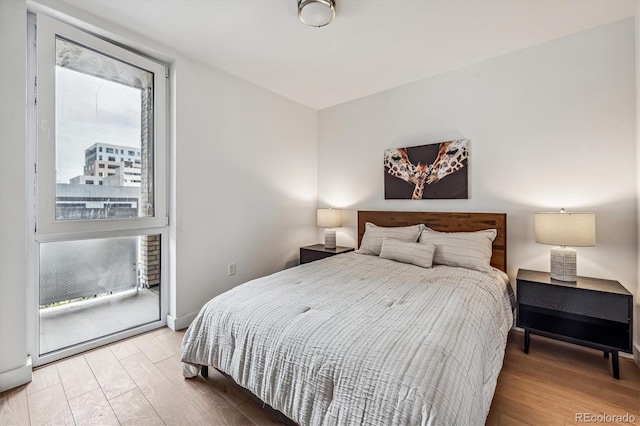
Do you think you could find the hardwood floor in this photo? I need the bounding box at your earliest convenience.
[487,331,640,426]
[0,328,638,425]
[0,327,281,426]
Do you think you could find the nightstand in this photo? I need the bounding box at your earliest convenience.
[516,269,633,379]
[300,244,354,264]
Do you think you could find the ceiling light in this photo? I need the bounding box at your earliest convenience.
[298,0,335,28]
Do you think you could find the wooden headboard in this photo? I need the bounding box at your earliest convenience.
[357,211,507,272]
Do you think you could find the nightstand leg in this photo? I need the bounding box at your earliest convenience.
[524,329,530,354]
[604,351,609,359]
[611,350,619,380]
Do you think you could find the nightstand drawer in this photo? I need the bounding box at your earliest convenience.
[299,245,354,264]
[518,280,629,323]
[300,250,334,264]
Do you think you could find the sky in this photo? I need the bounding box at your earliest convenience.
[56,67,142,183]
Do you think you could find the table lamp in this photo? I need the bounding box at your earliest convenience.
[534,209,595,282]
[317,208,342,249]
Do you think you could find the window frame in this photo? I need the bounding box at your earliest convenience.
[30,12,170,366]
[35,13,168,238]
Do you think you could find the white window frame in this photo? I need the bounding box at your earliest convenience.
[30,13,169,366]
[35,13,168,238]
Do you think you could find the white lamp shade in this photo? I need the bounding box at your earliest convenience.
[317,208,342,228]
[535,212,595,247]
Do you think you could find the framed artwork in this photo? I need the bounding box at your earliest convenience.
[384,139,469,200]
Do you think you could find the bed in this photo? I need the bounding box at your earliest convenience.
[181,211,514,425]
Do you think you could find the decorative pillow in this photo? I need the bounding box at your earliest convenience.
[379,236,436,269]
[357,222,423,256]
[418,228,496,273]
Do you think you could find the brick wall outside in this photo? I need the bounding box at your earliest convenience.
[140,234,160,287]
[138,88,160,288]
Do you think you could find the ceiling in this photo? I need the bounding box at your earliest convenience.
[61,0,637,110]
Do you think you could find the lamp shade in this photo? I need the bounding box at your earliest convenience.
[317,208,342,228]
[535,212,595,247]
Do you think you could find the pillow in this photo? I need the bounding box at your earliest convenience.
[418,228,496,273]
[357,222,423,256]
[379,236,436,269]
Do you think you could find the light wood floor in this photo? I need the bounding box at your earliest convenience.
[0,328,638,425]
[487,332,639,426]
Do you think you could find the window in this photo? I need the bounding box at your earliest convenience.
[98,155,102,160]
[34,13,167,364]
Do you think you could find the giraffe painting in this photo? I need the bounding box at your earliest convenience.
[384,139,469,200]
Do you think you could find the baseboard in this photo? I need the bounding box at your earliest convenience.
[167,312,198,331]
[0,356,32,392]
[634,343,640,369]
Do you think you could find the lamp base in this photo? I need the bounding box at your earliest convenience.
[324,229,336,249]
[550,246,577,282]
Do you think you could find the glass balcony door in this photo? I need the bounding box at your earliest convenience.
[33,14,168,365]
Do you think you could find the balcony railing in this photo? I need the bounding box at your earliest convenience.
[40,237,138,306]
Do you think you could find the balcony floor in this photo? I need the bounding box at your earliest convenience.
[40,287,160,354]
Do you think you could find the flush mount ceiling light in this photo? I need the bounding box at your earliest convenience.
[298,0,336,27]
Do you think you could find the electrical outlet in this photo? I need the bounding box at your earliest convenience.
[228,262,236,276]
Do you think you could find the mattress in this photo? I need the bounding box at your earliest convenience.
[181,252,515,425]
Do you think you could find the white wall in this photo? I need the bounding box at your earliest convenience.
[171,57,318,326]
[318,19,638,330]
[0,0,30,391]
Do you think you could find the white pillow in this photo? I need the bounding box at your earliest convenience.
[418,228,496,273]
[357,222,423,256]
[379,236,436,269]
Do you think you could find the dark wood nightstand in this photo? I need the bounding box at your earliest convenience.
[299,244,354,264]
[516,269,633,379]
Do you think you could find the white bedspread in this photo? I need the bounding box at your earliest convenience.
[181,253,514,426]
